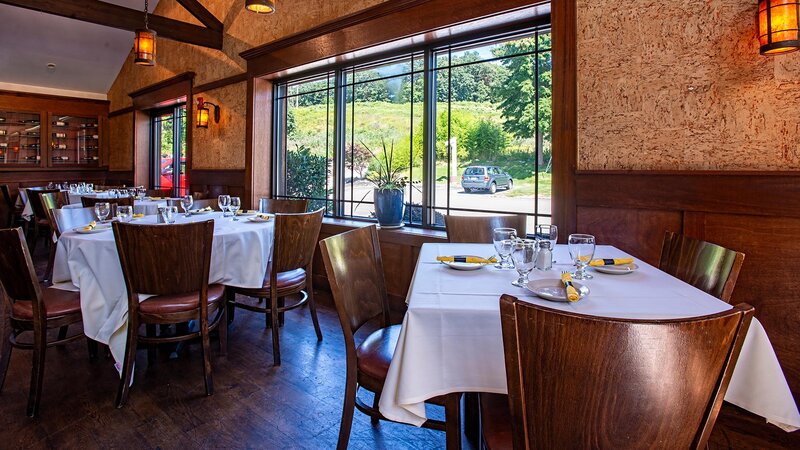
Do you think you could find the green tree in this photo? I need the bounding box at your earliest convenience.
[464,120,508,161]
[492,34,552,142]
[286,144,330,211]
[345,142,373,179]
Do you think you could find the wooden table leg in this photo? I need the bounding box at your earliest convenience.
[464,392,480,446]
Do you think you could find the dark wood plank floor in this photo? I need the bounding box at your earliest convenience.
[0,241,797,449]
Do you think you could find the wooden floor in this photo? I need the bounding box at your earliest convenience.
[0,243,797,449]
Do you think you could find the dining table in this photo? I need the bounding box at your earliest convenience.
[63,194,169,216]
[379,242,800,433]
[51,211,274,367]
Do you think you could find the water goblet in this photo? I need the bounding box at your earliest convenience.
[87,183,94,193]
[511,239,537,287]
[218,195,231,217]
[229,197,241,221]
[493,227,517,269]
[117,205,132,222]
[94,202,111,222]
[536,224,558,263]
[69,183,77,194]
[136,188,146,201]
[568,233,596,280]
[182,195,194,217]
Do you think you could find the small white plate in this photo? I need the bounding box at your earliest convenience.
[526,278,589,302]
[189,209,214,215]
[440,255,487,271]
[247,215,272,223]
[236,211,257,217]
[73,223,112,234]
[592,263,639,275]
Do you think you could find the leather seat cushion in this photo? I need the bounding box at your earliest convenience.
[12,288,81,320]
[480,393,513,450]
[356,324,401,382]
[233,268,306,296]
[139,283,225,315]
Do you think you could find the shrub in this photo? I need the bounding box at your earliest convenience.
[286,144,330,211]
[464,120,508,161]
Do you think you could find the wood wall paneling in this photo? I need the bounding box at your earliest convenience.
[189,169,246,199]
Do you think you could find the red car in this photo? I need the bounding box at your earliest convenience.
[160,158,186,190]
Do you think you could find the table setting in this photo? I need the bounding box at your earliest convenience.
[379,229,800,432]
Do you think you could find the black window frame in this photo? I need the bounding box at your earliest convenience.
[150,104,187,196]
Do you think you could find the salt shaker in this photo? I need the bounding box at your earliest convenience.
[535,240,552,271]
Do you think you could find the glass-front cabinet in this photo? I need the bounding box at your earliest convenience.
[0,110,42,166]
[50,114,100,166]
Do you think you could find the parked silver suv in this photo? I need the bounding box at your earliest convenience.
[461,166,513,194]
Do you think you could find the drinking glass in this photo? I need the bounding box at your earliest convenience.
[87,183,94,193]
[109,188,119,198]
[568,233,596,280]
[78,182,86,194]
[94,202,111,222]
[511,239,537,287]
[136,187,146,200]
[218,195,231,217]
[117,205,132,222]
[493,227,517,269]
[229,197,241,221]
[127,188,136,198]
[536,224,558,263]
[69,183,77,194]
[182,195,194,216]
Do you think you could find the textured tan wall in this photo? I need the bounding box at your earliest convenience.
[107,0,387,170]
[108,113,133,170]
[577,0,800,171]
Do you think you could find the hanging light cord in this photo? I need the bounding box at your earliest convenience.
[144,0,150,30]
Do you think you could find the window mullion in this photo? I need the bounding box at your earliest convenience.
[422,48,436,227]
[333,69,347,217]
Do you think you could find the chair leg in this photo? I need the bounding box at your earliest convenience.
[87,338,98,361]
[337,372,358,450]
[27,326,47,417]
[57,325,68,341]
[116,316,139,408]
[445,393,462,450]
[371,391,381,425]
[264,298,271,329]
[45,243,56,285]
[270,296,281,366]
[200,314,214,396]
[218,304,228,357]
[226,290,236,325]
[30,222,39,253]
[278,297,285,326]
[307,286,323,342]
[0,337,11,393]
[146,324,157,364]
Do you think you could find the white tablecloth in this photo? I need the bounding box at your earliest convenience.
[379,243,800,432]
[63,199,167,216]
[52,212,274,365]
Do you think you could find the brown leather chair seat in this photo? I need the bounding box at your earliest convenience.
[479,393,513,450]
[356,324,401,381]
[139,283,225,315]
[12,288,81,320]
[232,268,306,296]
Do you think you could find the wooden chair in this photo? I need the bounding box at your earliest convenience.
[226,208,323,366]
[38,192,71,284]
[320,225,462,450]
[0,227,95,417]
[659,231,745,302]
[112,220,227,408]
[259,198,308,214]
[25,188,59,252]
[444,214,527,243]
[480,294,754,450]
[1,184,23,228]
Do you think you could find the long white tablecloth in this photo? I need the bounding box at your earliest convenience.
[379,243,800,432]
[52,212,274,365]
[63,198,167,216]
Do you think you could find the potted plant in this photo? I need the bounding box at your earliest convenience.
[363,139,407,228]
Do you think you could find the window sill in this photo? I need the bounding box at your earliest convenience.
[321,217,448,246]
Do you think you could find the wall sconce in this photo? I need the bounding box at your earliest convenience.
[196,97,220,128]
[759,0,800,55]
[246,0,275,14]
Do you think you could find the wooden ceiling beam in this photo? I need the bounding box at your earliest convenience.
[175,0,223,32]
[0,0,222,49]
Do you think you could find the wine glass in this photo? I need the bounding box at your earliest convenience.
[181,195,194,217]
[536,224,558,263]
[117,205,132,222]
[94,202,111,222]
[493,227,517,269]
[218,195,231,217]
[136,187,146,201]
[229,197,241,221]
[87,183,94,193]
[568,234,596,280]
[511,239,537,287]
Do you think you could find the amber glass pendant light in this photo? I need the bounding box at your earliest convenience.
[246,0,276,14]
[759,0,800,55]
[134,0,156,65]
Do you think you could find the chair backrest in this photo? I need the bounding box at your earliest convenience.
[192,198,218,210]
[53,207,97,237]
[26,188,59,221]
[113,221,214,313]
[0,228,43,321]
[499,294,754,450]
[1,184,13,209]
[319,225,390,337]
[81,196,134,209]
[272,209,324,274]
[659,231,745,302]
[445,214,527,243]
[39,192,69,239]
[260,198,308,214]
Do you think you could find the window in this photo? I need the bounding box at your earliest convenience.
[151,104,188,195]
[273,24,552,230]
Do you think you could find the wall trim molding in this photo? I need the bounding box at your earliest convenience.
[193,73,248,95]
[128,72,196,99]
[109,106,134,118]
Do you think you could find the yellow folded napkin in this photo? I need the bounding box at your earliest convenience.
[132,213,145,219]
[149,196,161,200]
[256,214,271,220]
[589,258,634,267]
[561,272,580,302]
[82,221,97,231]
[436,256,497,264]
[204,206,213,211]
